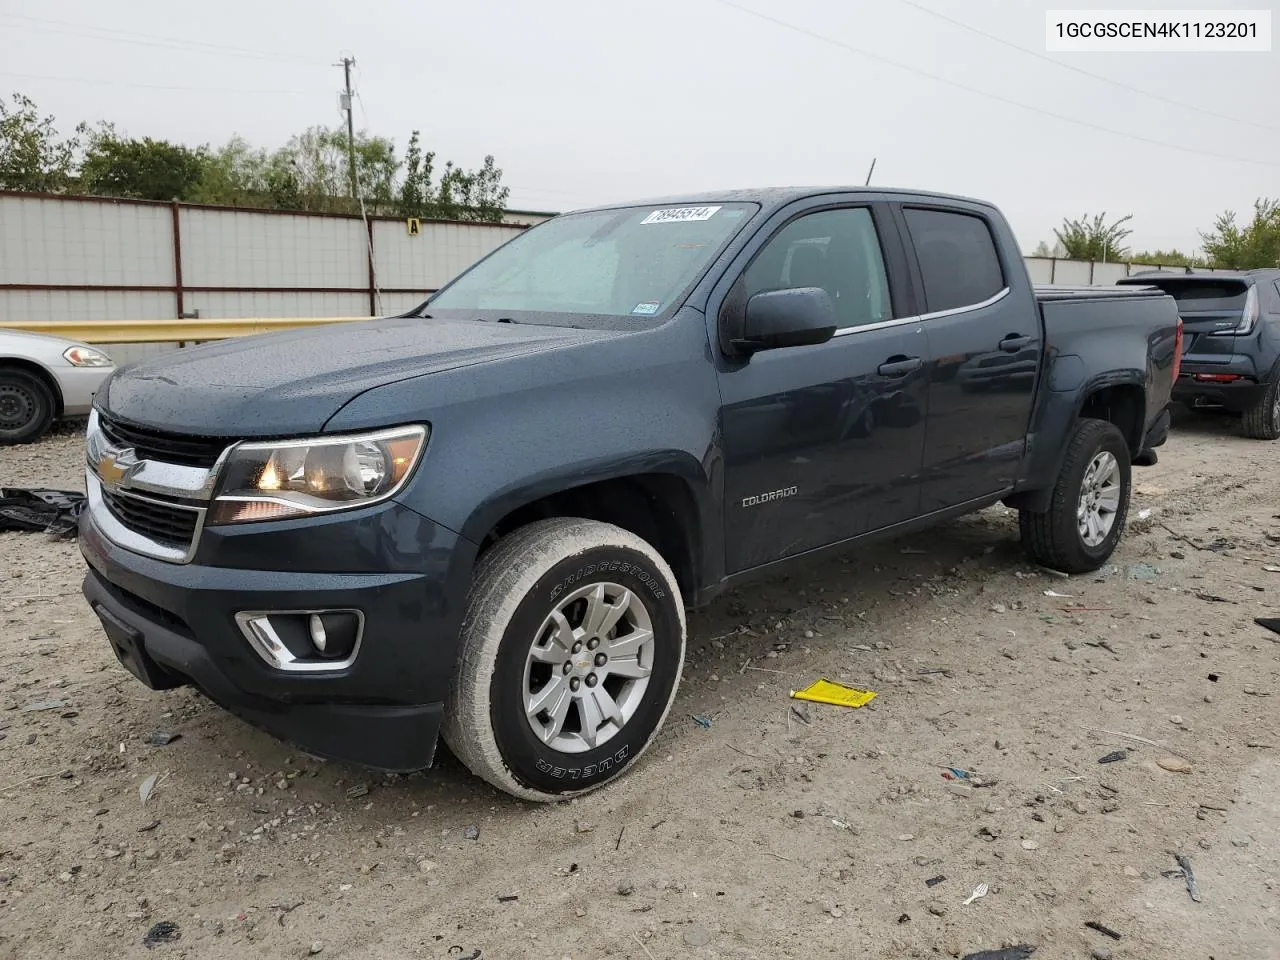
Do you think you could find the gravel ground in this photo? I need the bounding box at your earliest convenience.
[1,414,1278,960]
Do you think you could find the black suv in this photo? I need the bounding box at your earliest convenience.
[1119,269,1280,439]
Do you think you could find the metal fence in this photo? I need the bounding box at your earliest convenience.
[0,191,549,363]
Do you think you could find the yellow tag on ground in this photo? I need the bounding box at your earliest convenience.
[789,679,877,708]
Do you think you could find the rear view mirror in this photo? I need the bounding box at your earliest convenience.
[733,287,837,356]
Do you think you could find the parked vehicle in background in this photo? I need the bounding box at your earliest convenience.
[0,330,115,443]
[1117,269,1280,440]
[78,187,1180,802]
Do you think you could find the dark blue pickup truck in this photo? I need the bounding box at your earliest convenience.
[78,187,1180,800]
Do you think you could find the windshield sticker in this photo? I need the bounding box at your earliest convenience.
[631,301,661,316]
[640,206,722,225]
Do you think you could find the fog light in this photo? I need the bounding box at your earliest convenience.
[309,614,327,653]
[235,610,364,672]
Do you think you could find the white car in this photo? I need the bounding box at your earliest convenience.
[0,329,115,443]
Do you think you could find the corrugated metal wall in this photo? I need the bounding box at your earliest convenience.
[0,191,529,363]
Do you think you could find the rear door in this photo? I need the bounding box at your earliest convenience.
[900,204,1041,514]
[714,200,929,573]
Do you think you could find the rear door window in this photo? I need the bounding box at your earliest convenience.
[903,208,1005,313]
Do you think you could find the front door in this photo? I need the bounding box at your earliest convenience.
[716,204,930,574]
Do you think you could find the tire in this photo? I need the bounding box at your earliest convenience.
[1240,370,1280,440]
[1019,418,1131,574]
[442,517,686,802]
[0,367,56,445]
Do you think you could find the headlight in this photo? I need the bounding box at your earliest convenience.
[209,425,428,525]
[63,345,113,367]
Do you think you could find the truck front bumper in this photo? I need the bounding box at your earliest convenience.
[79,502,476,772]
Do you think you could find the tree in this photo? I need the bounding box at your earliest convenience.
[79,125,208,201]
[1200,199,1280,269]
[1054,213,1133,262]
[398,130,435,219]
[1128,248,1208,268]
[1030,240,1066,258]
[191,136,270,207]
[0,93,78,192]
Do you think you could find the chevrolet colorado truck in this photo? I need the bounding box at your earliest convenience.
[78,187,1181,801]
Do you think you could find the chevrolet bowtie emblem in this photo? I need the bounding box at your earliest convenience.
[97,447,138,488]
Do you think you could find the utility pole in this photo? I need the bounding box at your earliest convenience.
[338,56,357,204]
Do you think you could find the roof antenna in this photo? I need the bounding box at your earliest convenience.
[864,158,877,186]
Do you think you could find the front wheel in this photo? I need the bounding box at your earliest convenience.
[0,367,56,444]
[443,518,686,801]
[1019,418,1131,574]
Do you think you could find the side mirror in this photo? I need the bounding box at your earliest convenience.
[733,287,837,356]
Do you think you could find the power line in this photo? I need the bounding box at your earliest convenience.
[892,0,1280,135]
[0,13,327,66]
[0,70,321,97]
[706,0,1279,169]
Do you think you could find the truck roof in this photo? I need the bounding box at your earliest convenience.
[570,186,999,216]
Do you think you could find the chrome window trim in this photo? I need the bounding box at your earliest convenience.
[831,286,1011,337]
[86,470,206,564]
[234,610,365,673]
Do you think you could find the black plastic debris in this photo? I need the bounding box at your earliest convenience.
[145,731,180,747]
[1255,618,1280,638]
[925,875,946,887]
[0,488,85,538]
[142,921,181,948]
[1098,750,1128,764]
[1085,921,1122,940]
[961,947,1035,960]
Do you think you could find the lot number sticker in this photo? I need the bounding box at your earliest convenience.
[641,205,722,225]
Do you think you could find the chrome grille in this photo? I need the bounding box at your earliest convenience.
[98,415,231,469]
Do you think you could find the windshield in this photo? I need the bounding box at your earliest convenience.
[425,202,756,325]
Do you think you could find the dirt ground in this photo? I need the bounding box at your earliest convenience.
[1,414,1277,960]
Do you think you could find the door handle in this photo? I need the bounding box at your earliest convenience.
[999,335,1033,353]
[877,356,923,378]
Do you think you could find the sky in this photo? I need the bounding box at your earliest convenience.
[1,0,1276,255]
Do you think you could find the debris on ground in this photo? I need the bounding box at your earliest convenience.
[691,714,712,729]
[144,731,180,747]
[0,488,85,537]
[1098,750,1128,764]
[616,879,635,896]
[960,946,1035,960]
[789,678,876,708]
[1195,592,1235,604]
[1085,921,1122,940]
[344,783,370,799]
[1157,756,1193,774]
[141,921,180,948]
[1043,590,1073,598]
[463,825,480,841]
[962,882,989,905]
[1128,562,1162,580]
[497,894,518,903]
[20,699,65,713]
[308,942,324,955]
[1255,617,1280,638]
[1174,853,1202,903]
[925,875,946,887]
[138,772,161,805]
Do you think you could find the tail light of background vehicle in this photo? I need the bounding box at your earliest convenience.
[1172,317,1183,381]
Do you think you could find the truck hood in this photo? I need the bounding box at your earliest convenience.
[100,316,610,436]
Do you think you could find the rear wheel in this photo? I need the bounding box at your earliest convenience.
[1019,418,1131,574]
[0,367,56,444]
[1241,370,1280,440]
[443,518,686,801]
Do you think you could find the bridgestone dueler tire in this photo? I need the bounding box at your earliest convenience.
[442,518,686,802]
[1240,366,1280,440]
[1019,418,1131,574]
